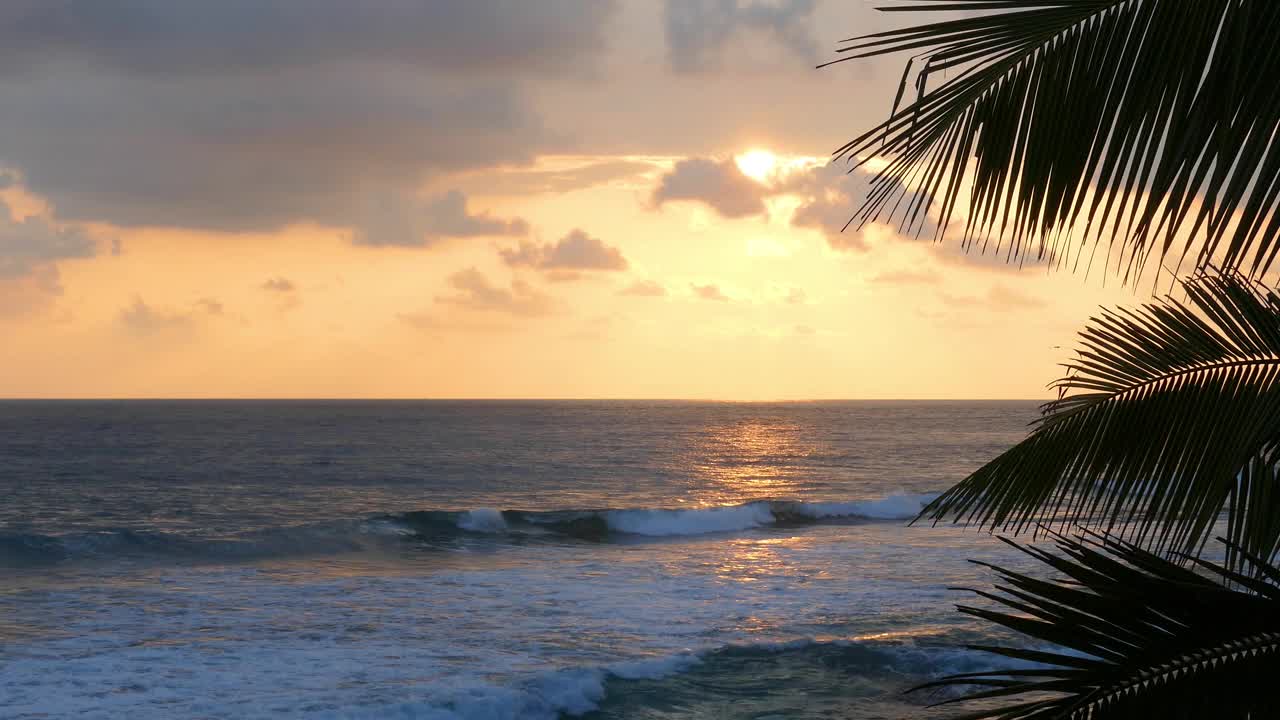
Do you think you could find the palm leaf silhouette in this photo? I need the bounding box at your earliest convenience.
[917,270,1280,566]
[911,533,1280,719]
[828,0,1280,279]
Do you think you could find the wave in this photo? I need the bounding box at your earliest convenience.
[581,638,1031,720]
[0,493,936,567]
[361,638,997,720]
[0,519,412,568]
[394,493,937,540]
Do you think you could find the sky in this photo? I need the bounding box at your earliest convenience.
[0,0,1139,400]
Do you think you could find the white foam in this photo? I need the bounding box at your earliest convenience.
[793,493,937,521]
[604,503,776,536]
[458,508,508,533]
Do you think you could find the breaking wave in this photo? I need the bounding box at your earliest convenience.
[1,493,936,567]
[391,492,936,540]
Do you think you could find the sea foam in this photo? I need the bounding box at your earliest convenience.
[602,503,777,536]
[456,508,509,533]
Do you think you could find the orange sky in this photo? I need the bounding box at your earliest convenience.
[0,2,1138,399]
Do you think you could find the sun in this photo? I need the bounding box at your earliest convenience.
[735,149,777,183]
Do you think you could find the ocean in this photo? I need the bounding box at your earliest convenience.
[0,400,1045,719]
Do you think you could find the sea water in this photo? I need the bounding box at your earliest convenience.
[0,400,1044,718]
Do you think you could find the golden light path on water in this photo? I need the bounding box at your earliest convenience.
[680,416,820,507]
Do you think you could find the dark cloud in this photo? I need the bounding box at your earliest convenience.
[1,71,552,232]
[652,158,766,218]
[0,198,96,278]
[618,279,667,297]
[354,190,528,248]
[0,1,615,77]
[0,2,615,232]
[435,268,556,317]
[421,191,528,240]
[500,229,627,272]
[691,283,729,301]
[261,277,295,292]
[664,0,817,72]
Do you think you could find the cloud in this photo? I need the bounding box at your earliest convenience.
[652,158,766,218]
[0,264,65,319]
[1,71,558,232]
[0,1,615,77]
[353,190,528,248]
[398,311,511,334]
[0,198,96,278]
[195,298,224,315]
[691,283,730,301]
[618,279,667,297]
[451,159,661,197]
[499,229,627,273]
[435,268,556,317]
[664,0,818,72]
[0,178,98,317]
[940,284,1047,311]
[118,297,195,334]
[780,164,880,251]
[648,156,1038,275]
[260,277,301,311]
[421,191,529,240]
[0,2,615,232]
[261,277,295,292]
[771,162,946,254]
[780,164,1049,273]
[646,158,920,248]
[986,284,1048,310]
[870,269,941,285]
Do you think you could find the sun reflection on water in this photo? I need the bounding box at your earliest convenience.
[710,535,817,586]
[680,417,823,507]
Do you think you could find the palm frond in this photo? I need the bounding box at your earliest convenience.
[917,270,1280,565]
[911,534,1280,719]
[828,0,1280,279]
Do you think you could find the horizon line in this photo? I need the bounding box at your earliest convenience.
[0,397,1050,403]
